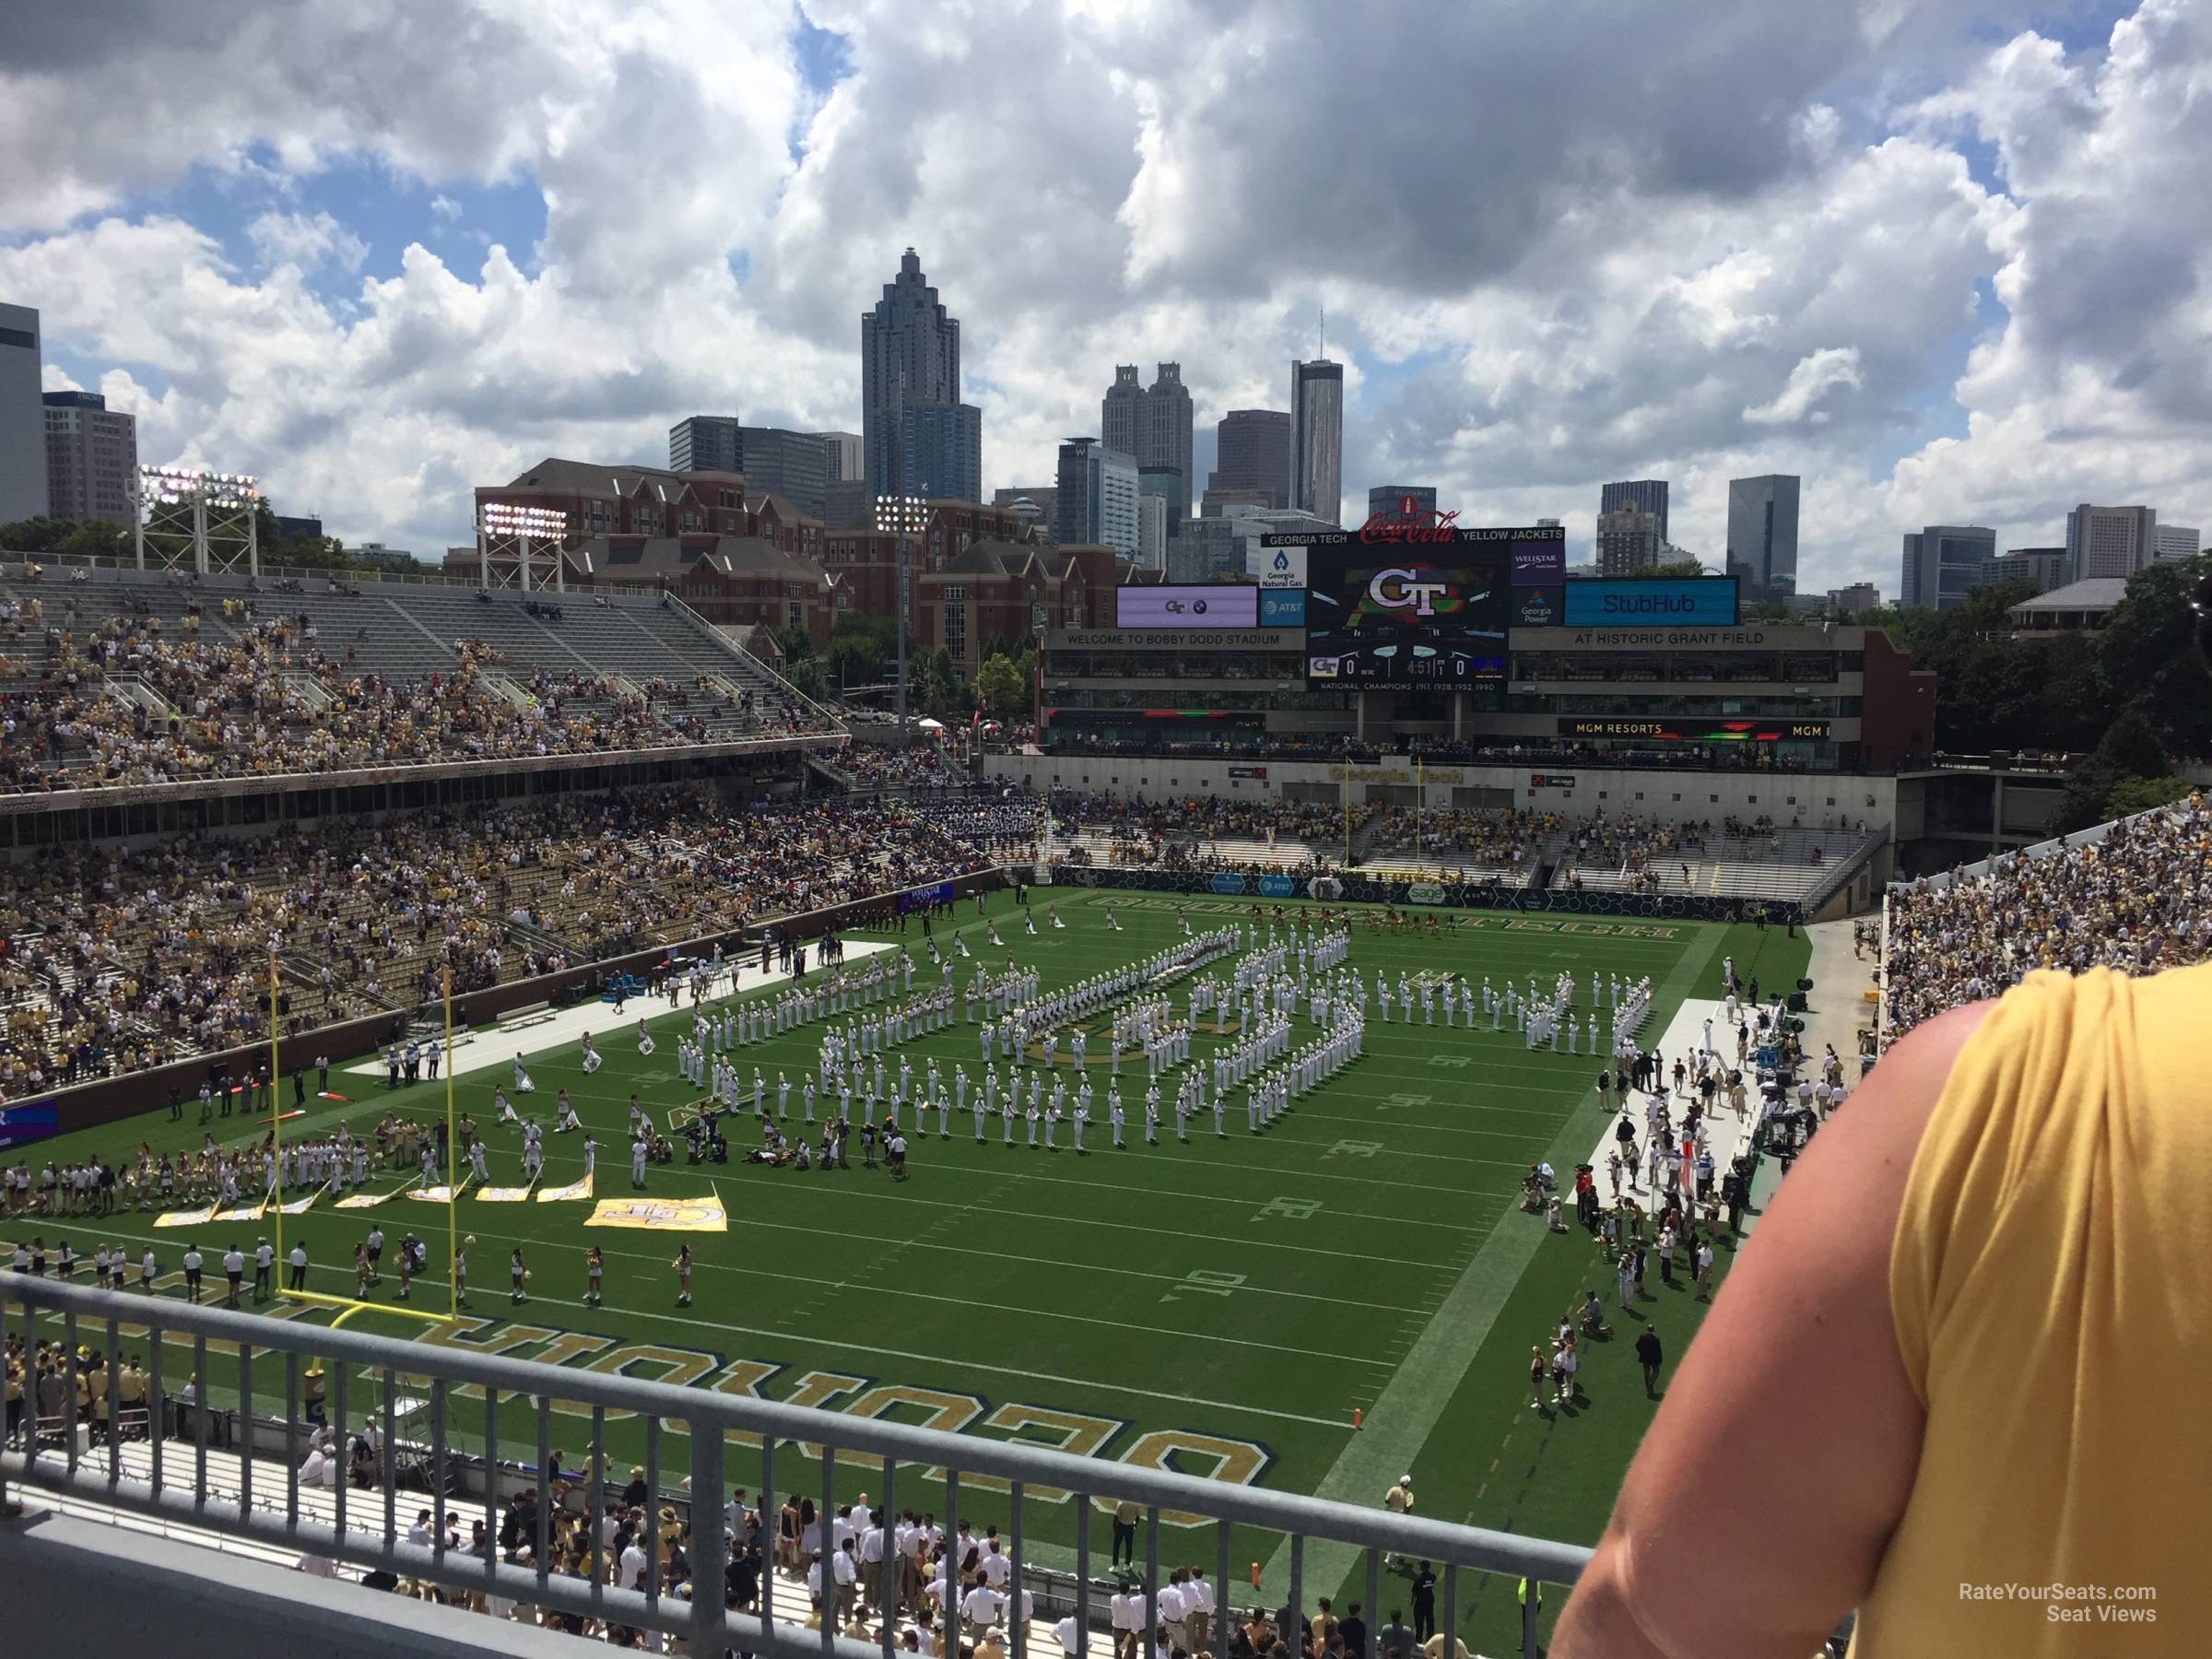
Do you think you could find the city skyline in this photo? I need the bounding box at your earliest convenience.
[0,2,2205,592]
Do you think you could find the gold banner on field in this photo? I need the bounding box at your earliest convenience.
[585,1193,726,1232]
[334,1187,403,1210]
[407,1182,469,1204]
[276,1192,321,1216]
[152,1206,217,1230]
[213,1202,268,1222]
[537,1175,594,1203]
[476,1182,538,1204]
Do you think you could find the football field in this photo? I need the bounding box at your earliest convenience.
[6,887,1807,1654]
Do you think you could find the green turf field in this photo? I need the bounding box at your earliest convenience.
[4,888,1806,1654]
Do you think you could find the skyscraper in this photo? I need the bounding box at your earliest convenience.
[42,390,137,526]
[861,249,979,499]
[2154,524,2201,562]
[1724,474,1800,597]
[733,429,834,518]
[2065,503,2158,581]
[1208,408,1292,511]
[1054,439,1137,558]
[1291,359,1343,526]
[1100,363,1194,533]
[890,404,982,504]
[1367,485,1438,525]
[0,302,43,525]
[1595,503,1665,577]
[1899,525,1994,610]
[813,430,863,482]
[669,416,743,475]
[1599,479,1669,544]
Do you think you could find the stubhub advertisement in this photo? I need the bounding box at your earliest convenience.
[1562,578,1739,628]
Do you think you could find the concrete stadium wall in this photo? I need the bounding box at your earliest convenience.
[984,751,1899,832]
[0,1513,582,1659]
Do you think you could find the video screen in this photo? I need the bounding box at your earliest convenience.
[1303,544,1510,683]
[1115,585,1258,629]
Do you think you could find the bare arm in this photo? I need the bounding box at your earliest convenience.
[1551,1001,1990,1659]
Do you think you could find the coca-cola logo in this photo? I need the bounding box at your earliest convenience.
[1358,506,1461,544]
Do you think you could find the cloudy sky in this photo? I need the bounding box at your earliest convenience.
[4,0,2206,595]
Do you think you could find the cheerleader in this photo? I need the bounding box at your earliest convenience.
[494,1087,518,1126]
[1023,908,1037,935]
[1049,903,1065,929]
[511,1247,530,1304]
[581,1033,603,1075]
[554,1089,581,1132]
[512,1054,535,1093]
[454,1238,472,1305]
[636,1018,656,1056]
[1105,902,1123,932]
[583,1245,604,1307]
[986,918,1003,947]
[673,1243,693,1307]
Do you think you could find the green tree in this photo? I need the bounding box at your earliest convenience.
[1617,559,1708,581]
[973,653,1027,713]
[2055,709,2173,833]
[772,623,815,665]
[2094,555,2212,759]
[2102,772,2192,819]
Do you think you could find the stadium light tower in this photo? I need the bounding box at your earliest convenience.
[877,492,930,745]
[477,500,571,593]
[132,464,262,576]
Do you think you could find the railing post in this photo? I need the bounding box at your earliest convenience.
[689,1411,725,1659]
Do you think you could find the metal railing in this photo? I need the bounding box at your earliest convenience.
[2,1277,1587,1659]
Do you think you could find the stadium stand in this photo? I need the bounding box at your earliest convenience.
[0,785,1021,1097]
[1882,794,2212,1042]
[0,569,836,791]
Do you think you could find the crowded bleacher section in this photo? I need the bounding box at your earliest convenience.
[0,786,1023,1096]
[1883,795,2212,1040]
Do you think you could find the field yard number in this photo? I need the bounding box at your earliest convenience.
[1253,1197,1322,1222]
[1326,1139,1383,1159]
[1380,1092,1432,1112]
[1427,1055,1474,1070]
[1160,1269,1247,1303]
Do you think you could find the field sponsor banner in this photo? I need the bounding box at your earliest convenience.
[1406,883,1447,904]
[153,1205,218,1230]
[1561,577,1740,628]
[1256,544,1308,589]
[1510,541,1566,585]
[1115,586,1259,629]
[1512,586,1562,627]
[1258,589,1307,628]
[1208,873,1248,896]
[587,1193,727,1233]
[0,1100,60,1152]
[1256,875,1300,898]
[898,882,956,912]
[538,1174,594,1203]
